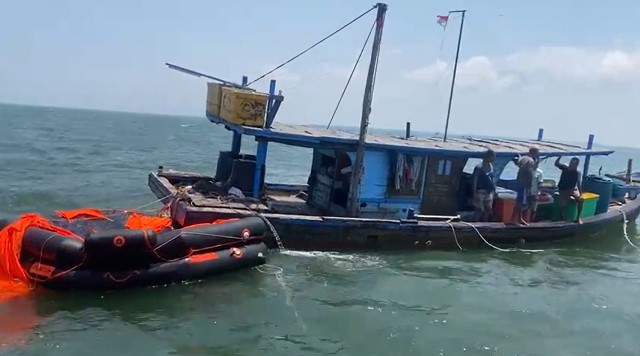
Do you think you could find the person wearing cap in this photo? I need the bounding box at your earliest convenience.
[555,156,584,224]
[510,146,540,226]
[472,149,497,222]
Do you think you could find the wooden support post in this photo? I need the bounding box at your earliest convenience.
[249,79,275,198]
[347,3,387,217]
[537,128,544,141]
[266,79,277,128]
[405,122,411,139]
[626,159,633,184]
[253,140,268,198]
[231,133,242,155]
[443,9,466,142]
[582,134,595,182]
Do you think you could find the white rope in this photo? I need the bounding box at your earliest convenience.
[458,221,544,253]
[254,262,307,331]
[620,210,639,248]
[255,263,284,275]
[133,194,173,211]
[446,222,464,250]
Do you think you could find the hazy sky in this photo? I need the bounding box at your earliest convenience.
[2,0,639,147]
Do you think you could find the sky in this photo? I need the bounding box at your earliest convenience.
[1,0,640,147]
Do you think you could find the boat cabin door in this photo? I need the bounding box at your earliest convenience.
[420,156,465,216]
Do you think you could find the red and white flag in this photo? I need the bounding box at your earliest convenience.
[436,15,449,28]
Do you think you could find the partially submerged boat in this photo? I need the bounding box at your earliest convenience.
[150,138,640,251]
[150,3,640,251]
[0,208,267,291]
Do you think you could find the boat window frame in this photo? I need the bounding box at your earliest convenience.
[386,150,426,197]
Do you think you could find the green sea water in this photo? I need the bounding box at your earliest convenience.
[2,103,640,356]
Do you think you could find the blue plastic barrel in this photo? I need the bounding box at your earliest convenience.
[583,175,613,215]
[611,179,627,200]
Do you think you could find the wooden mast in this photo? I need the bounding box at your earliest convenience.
[443,9,466,142]
[347,3,388,217]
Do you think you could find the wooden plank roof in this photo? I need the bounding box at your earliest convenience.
[207,115,614,158]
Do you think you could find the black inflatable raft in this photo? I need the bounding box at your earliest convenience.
[0,209,268,290]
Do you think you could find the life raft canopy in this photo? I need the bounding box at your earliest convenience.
[0,208,267,298]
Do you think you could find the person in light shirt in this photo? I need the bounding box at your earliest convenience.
[510,146,540,226]
[525,167,544,223]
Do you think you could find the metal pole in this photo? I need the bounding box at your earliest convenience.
[582,134,594,183]
[347,3,387,217]
[443,9,466,142]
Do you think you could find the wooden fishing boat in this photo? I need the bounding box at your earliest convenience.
[606,171,640,185]
[150,3,640,251]
[148,141,640,251]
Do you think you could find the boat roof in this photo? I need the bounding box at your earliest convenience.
[208,115,614,158]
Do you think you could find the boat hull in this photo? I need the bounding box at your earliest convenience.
[149,171,640,251]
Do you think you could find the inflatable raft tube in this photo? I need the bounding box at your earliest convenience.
[0,209,269,291]
[27,242,268,290]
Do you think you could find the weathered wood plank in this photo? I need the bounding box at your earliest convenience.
[230,122,612,157]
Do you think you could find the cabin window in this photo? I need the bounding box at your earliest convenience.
[332,151,352,208]
[318,153,336,176]
[462,158,482,174]
[437,159,452,176]
[387,152,425,196]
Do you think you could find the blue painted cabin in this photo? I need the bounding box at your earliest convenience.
[306,148,423,219]
[204,79,615,221]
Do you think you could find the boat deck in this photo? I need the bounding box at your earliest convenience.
[152,168,632,221]
[149,169,640,250]
[155,168,318,216]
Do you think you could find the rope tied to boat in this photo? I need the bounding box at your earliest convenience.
[255,213,285,251]
[620,210,639,249]
[445,222,464,250]
[445,220,544,253]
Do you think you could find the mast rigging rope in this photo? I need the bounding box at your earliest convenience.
[246,4,378,87]
[326,19,376,129]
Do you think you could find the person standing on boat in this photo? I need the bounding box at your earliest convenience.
[511,146,540,226]
[555,156,584,224]
[472,149,497,222]
[525,167,544,223]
